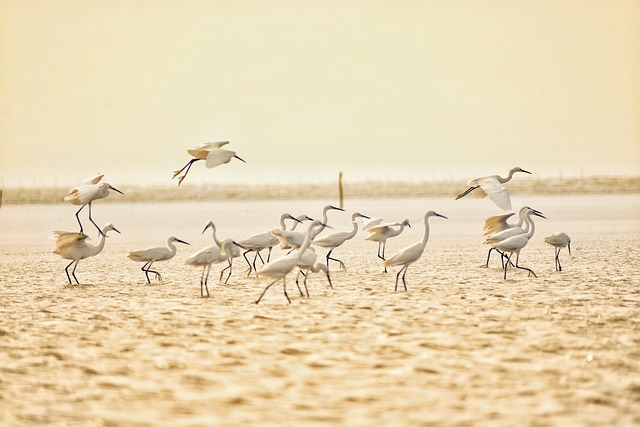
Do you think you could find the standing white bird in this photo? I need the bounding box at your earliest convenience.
[455,167,531,211]
[255,221,327,304]
[172,141,246,186]
[271,205,342,251]
[365,219,411,272]
[237,213,302,276]
[492,209,546,279]
[185,239,237,297]
[545,232,571,271]
[202,220,241,283]
[128,236,190,283]
[64,174,123,236]
[482,206,536,268]
[384,211,447,291]
[52,223,121,284]
[313,212,370,272]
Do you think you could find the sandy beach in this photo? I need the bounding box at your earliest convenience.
[1,193,639,426]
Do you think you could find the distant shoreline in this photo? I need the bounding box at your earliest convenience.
[1,176,639,205]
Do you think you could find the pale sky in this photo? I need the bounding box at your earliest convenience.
[1,0,639,187]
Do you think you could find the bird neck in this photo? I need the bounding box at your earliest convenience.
[209,228,222,247]
[87,232,107,256]
[500,168,518,183]
[420,217,431,247]
[524,214,537,239]
[280,215,289,230]
[345,221,359,239]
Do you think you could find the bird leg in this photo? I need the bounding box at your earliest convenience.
[203,265,211,297]
[87,202,103,237]
[515,254,537,278]
[326,249,346,272]
[324,270,333,289]
[65,260,78,284]
[71,261,81,284]
[555,248,562,271]
[142,262,161,283]
[172,159,202,186]
[301,269,310,297]
[266,247,273,263]
[394,265,407,291]
[74,205,85,233]
[242,250,253,276]
[294,270,306,296]
[377,242,388,273]
[255,278,279,304]
[455,185,478,200]
[219,259,233,284]
[282,277,291,304]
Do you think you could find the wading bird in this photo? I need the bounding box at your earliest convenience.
[172,141,246,186]
[482,206,537,268]
[294,247,333,297]
[185,239,238,297]
[202,220,241,283]
[272,205,342,251]
[313,212,370,272]
[128,236,190,283]
[545,232,571,271]
[255,221,327,305]
[64,174,123,236]
[492,209,546,279]
[365,219,411,272]
[237,213,303,276]
[384,211,447,291]
[52,223,121,284]
[455,167,531,211]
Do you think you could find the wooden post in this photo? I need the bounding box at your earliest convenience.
[338,171,344,209]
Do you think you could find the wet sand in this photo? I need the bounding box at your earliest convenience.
[1,194,639,426]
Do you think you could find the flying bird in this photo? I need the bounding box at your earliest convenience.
[64,174,123,236]
[52,223,121,284]
[172,141,246,186]
[545,232,571,271]
[455,167,531,211]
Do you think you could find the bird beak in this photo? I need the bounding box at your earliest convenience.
[233,241,248,250]
[330,205,345,211]
[521,169,532,174]
[234,155,247,163]
[176,238,190,245]
[533,212,547,220]
[109,185,124,195]
[359,214,371,219]
[288,215,303,224]
[568,241,572,255]
[202,222,213,234]
[112,226,122,234]
[435,213,448,219]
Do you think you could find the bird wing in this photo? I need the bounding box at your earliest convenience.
[77,174,104,186]
[64,184,102,205]
[360,217,383,230]
[483,213,515,236]
[52,232,88,254]
[196,141,230,150]
[477,177,511,211]
[313,232,349,247]
[384,242,422,267]
[128,247,168,262]
[205,149,235,168]
[185,246,221,265]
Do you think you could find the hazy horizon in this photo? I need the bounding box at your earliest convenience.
[2,1,639,188]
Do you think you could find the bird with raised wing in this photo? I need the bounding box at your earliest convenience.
[545,232,571,271]
[173,141,246,186]
[384,211,447,291]
[64,174,123,236]
[128,236,189,283]
[52,223,121,284]
[456,167,531,211]
[365,219,411,272]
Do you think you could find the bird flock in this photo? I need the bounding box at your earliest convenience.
[52,144,572,304]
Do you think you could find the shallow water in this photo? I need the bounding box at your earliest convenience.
[1,195,639,426]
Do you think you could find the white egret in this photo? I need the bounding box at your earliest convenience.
[185,239,237,297]
[482,206,539,268]
[52,223,121,284]
[128,236,190,283]
[313,212,370,272]
[172,141,246,186]
[455,167,531,211]
[294,247,333,297]
[384,211,447,291]
[64,174,123,236]
[365,219,411,272]
[237,213,302,276]
[202,220,241,283]
[255,221,327,304]
[272,205,342,250]
[359,217,384,231]
[545,232,571,271]
[492,210,546,279]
